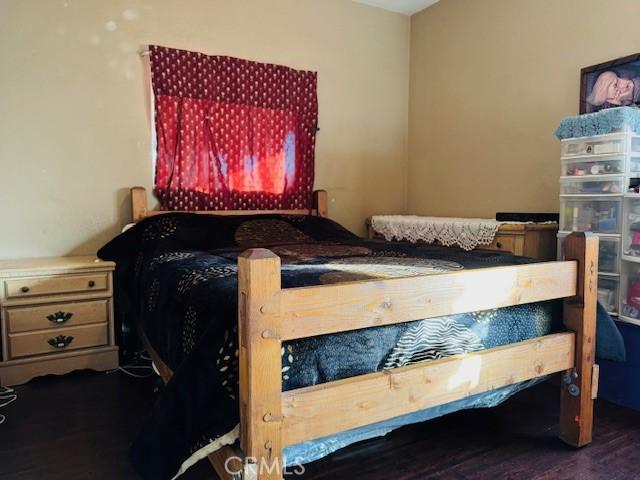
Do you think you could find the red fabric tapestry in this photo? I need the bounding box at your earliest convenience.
[149,45,318,211]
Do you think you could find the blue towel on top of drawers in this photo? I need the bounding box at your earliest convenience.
[555,106,640,139]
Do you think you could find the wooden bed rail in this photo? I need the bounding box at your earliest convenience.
[130,186,328,222]
[278,261,577,340]
[281,333,575,445]
[237,232,599,479]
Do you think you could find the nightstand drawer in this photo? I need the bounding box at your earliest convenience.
[8,323,108,359]
[480,235,516,254]
[5,299,109,333]
[4,272,109,299]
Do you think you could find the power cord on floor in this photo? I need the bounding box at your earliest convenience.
[105,351,155,379]
[107,364,155,378]
[0,386,17,425]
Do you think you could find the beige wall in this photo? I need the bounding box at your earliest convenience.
[12,0,629,259]
[408,0,640,217]
[0,0,409,259]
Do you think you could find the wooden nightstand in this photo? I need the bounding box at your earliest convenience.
[474,223,558,260]
[0,256,119,386]
[367,219,558,261]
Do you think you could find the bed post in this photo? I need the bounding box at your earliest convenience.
[238,249,283,480]
[313,190,328,217]
[559,232,598,447]
[131,186,148,223]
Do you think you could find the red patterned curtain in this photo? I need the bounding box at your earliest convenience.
[149,45,318,211]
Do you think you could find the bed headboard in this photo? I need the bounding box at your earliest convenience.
[130,186,328,223]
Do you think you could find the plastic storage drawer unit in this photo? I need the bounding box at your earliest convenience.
[560,197,621,234]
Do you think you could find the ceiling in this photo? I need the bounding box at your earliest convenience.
[352,0,440,15]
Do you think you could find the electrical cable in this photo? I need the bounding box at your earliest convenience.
[0,386,17,425]
[105,351,155,378]
[111,365,154,378]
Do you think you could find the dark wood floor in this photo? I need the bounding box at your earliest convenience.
[1,371,639,480]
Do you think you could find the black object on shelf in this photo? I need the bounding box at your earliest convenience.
[495,212,559,223]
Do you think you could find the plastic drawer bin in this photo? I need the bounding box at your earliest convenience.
[621,264,640,320]
[560,197,621,234]
[558,233,620,274]
[623,197,640,257]
[629,155,640,174]
[561,154,625,177]
[561,134,626,157]
[599,275,619,315]
[559,176,624,195]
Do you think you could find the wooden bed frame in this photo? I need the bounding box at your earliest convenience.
[130,186,599,480]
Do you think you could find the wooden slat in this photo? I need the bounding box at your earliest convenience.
[143,209,314,218]
[281,332,575,446]
[313,190,328,218]
[560,232,598,447]
[137,323,173,384]
[130,186,326,222]
[238,249,283,480]
[592,364,600,400]
[278,261,577,341]
[131,186,148,223]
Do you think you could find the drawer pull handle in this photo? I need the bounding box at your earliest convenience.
[20,286,30,293]
[88,280,96,288]
[46,311,73,324]
[496,242,503,249]
[48,335,74,349]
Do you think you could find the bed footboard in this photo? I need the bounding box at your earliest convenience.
[235,233,598,480]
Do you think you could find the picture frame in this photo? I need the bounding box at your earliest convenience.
[580,53,640,114]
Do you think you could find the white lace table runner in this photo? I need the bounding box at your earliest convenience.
[371,215,503,251]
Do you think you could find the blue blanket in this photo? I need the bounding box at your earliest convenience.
[555,106,640,139]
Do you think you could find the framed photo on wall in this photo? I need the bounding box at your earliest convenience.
[580,53,640,114]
